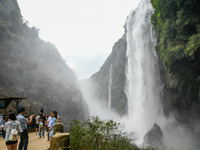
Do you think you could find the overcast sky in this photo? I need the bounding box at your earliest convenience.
[17,0,140,80]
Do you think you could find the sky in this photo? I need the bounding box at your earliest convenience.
[17,0,140,80]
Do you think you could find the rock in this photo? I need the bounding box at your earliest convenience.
[143,123,164,147]
[53,118,64,135]
[50,133,70,150]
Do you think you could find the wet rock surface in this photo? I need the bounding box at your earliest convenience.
[144,123,164,147]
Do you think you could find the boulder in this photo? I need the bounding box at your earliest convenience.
[50,133,70,150]
[53,118,64,135]
[143,123,164,147]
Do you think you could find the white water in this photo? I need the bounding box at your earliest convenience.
[124,0,194,149]
[82,0,195,149]
[125,0,162,143]
[108,64,113,109]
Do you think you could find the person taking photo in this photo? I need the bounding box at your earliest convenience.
[17,107,33,150]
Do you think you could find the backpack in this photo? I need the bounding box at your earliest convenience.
[8,123,19,141]
[39,121,43,128]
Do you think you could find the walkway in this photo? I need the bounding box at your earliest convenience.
[0,132,50,150]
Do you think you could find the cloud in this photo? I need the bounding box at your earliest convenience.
[17,0,140,80]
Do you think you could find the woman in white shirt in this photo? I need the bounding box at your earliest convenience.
[4,113,22,150]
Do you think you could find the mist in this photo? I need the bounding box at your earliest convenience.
[1,0,199,149]
[79,0,200,149]
[17,0,141,80]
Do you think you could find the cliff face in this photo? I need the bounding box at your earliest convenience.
[88,0,200,124]
[89,35,127,115]
[151,0,200,123]
[0,0,88,124]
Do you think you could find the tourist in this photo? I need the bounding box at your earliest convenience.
[2,115,8,139]
[45,114,48,131]
[46,113,52,141]
[31,113,35,128]
[4,113,22,150]
[49,111,57,141]
[35,114,40,135]
[0,115,3,136]
[17,107,33,150]
[39,113,46,138]
[44,114,48,136]
[40,108,44,114]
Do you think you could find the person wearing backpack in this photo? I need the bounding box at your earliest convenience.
[39,113,46,138]
[17,107,33,150]
[4,113,22,150]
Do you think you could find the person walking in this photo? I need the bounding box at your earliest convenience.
[17,107,33,150]
[39,113,46,138]
[35,114,40,135]
[4,113,22,150]
[49,111,57,141]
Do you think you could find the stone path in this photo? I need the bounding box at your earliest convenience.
[0,132,50,150]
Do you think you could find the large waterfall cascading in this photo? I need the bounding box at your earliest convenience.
[124,0,194,148]
[125,0,163,142]
[83,0,195,148]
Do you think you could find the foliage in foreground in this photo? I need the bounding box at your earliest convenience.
[70,116,155,150]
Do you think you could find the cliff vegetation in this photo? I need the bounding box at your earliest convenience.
[151,0,200,122]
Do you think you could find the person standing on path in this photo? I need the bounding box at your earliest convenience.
[17,107,33,150]
[35,114,40,135]
[4,113,22,150]
[31,113,35,128]
[2,115,8,139]
[39,113,46,138]
[49,111,57,141]
[46,114,52,141]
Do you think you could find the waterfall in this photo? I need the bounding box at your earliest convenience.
[108,64,113,109]
[124,0,194,148]
[82,0,195,148]
[125,0,163,143]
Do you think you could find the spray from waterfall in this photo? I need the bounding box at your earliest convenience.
[124,0,195,149]
[82,0,196,149]
[125,0,162,141]
[108,64,113,109]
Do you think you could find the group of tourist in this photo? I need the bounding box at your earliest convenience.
[34,109,57,141]
[2,106,57,150]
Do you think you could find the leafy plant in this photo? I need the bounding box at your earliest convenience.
[70,116,155,150]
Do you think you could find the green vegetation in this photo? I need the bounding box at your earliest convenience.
[151,0,200,66]
[151,0,200,121]
[70,116,156,150]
